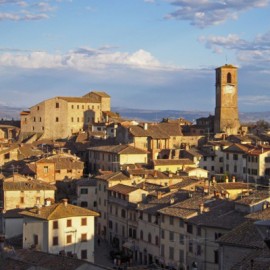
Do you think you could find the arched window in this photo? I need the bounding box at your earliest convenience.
[227,72,232,83]
[140,230,144,240]
[155,236,159,245]
[148,233,152,243]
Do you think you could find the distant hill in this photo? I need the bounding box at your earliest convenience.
[0,104,270,124]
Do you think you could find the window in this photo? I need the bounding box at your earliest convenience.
[56,102,59,108]
[56,117,59,122]
[43,166,49,173]
[4,153,10,160]
[169,216,174,225]
[179,234,184,245]
[80,188,88,194]
[179,219,184,227]
[81,233,87,242]
[37,106,39,110]
[187,224,193,234]
[20,197,24,204]
[33,234,38,245]
[227,72,232,83]
[169,231,174,241]
[81,218,87,226]
[214,250,219,264]
[197,245,202,256]
[121,209,126,218]
[197,227,201,236]
[179,249,184,262]
[66,235,72,244]
[109,220,113,229]
[33,117,36,122]
[148,233,152,243]
[67,219,72,227]
[71,117,74,122]
[80,201,88,207]
[71,105,74,109]
[226,153,229,160]
[155,236,159,245]
[215,232,223,240]
[161,229,165,239]
[233,154,238,160]
[189,241,193,253]
[53,236,58,246]
[39,117,42,122]
[169,247,174,260]
[53,221,58,229]
[161,244,165,257]
[81,249,87,260]
[140,230,144,240]
[148,214,151,222]
[211,166,214,171]
[129,228,132,237]
[234,165,237,173]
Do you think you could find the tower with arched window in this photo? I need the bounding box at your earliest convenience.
[214,64,240,135]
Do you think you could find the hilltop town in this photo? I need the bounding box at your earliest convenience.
[1,64,270,270]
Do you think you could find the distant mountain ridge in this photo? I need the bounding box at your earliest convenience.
[0,104,270,123]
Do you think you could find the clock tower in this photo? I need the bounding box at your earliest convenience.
[214,64,240,135]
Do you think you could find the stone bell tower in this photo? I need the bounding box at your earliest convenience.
[214,64,240,135]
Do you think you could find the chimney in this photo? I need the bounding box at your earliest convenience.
[170,198,175,205]
[225,176,229,183]
[199,203,204,214]
[45,198,51,206]
[157,191,162,199]
[143,123,148,130]
[212,176,216,185]
[154,171,158,178]
[232,176,236,183]
[62,198,68,206]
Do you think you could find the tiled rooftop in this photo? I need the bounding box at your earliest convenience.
[20,200,99,220]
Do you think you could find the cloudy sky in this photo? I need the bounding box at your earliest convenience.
[0,0,270,113]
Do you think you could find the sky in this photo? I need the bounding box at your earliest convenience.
[0,0,270,113]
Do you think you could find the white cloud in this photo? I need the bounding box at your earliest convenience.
[165,0,270,28]
[199,32,270,70]
[0,0,56,21]
[0,47,179,72]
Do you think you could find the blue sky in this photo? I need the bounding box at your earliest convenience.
[0,0,270,113]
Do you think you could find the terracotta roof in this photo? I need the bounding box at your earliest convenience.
[20,111,30,115]
[89,144,147,154]
[58,97,100,103]
[3,249,109,270]
[153,159,194,166]
[95,171,130,181]
[218,208,270,248]
[89,91,110,98]
[76,178,97,187]
[158,193,209,218]
[36,154,84,170]
[2,179,56,191]
[230,248,270,270]
[218,220,265,249]
[108,183,139,195]
[20,200,99,220]
[138,191,190,214]
[169,177,204,190]
[235,190,270,206]
[217,182,251,190]
[189,200,246,230]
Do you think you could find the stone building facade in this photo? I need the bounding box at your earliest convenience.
[20,91,111,139]
[214,65,240,135]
